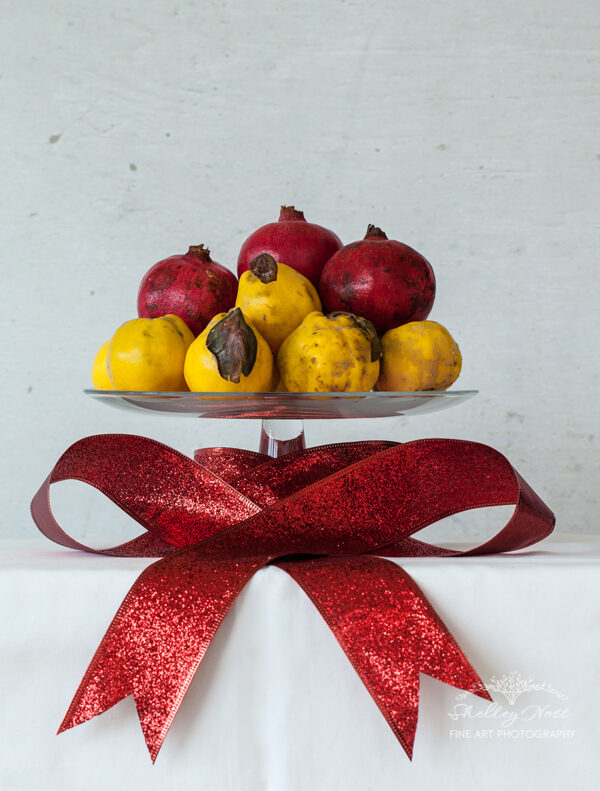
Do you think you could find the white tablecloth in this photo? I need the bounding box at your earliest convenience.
[1,537,598,790]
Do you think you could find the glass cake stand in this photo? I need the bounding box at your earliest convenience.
[85,389,477,458]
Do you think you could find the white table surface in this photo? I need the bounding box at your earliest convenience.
[1,536,599,791]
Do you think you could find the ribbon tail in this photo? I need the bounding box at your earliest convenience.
[279,555,491,759]
[59,549,268,761]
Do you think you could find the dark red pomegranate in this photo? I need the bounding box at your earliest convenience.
[319,225,436,333]
[138,245,238,336]
[237,205,342,286]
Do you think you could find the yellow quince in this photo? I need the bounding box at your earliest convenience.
[235,254,322,353]
[91,340,114,390]
[278,311,381,392]
[377,320,462,391]
[107,314,194,391]
[184,307,274,392]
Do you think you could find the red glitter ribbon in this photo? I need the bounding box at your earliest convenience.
[31,435,554,761]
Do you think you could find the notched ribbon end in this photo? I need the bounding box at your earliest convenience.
[56,720,71,736]
[476,687,494,703]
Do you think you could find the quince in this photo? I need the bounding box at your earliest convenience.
[377,320,462,391]
[184,307,274,392]
[278,311,381,392]
[107,315,194,391]
[91,340,114,390]
[235,254,322,353]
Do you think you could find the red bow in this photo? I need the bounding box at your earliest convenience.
[31,435,554,761]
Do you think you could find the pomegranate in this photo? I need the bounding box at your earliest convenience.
[137,245,238,336]
[237,205,342,286]
[319,225,436,333]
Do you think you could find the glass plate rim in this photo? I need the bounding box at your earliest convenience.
[84,388,479,399]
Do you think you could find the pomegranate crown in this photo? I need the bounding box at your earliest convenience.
[279,205,306,222]
[187,244,212,261]
[364,225,388,240]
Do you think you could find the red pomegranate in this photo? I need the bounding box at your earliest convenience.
[138,245,238,336]
[319,225,436,333]
[237,206,342,286]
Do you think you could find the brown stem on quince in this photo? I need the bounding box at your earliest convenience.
[279,205,306,222]
[206,308,257,383]
[249,253,278,283]
[356,316,382,362]
[364,225,388,240]
[326,312,382,362]
[187,244,212,261]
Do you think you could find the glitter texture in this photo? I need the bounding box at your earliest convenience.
[31,434,554,761]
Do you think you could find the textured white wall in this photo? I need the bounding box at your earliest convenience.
[2,0,599,542]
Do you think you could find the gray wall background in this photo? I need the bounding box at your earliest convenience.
[2,0,599,542]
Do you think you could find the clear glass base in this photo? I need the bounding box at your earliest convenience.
[259,420,305,457]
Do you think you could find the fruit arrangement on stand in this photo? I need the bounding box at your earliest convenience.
[91,207,462,393]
